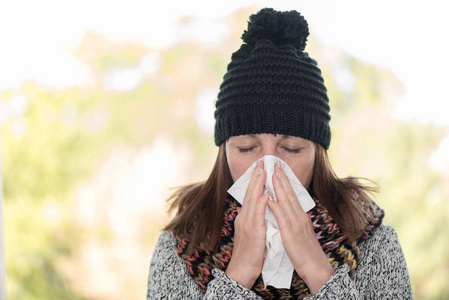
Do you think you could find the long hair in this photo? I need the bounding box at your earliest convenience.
[312,144,378,240]
[164,142,377,254]
[164,144,232,254]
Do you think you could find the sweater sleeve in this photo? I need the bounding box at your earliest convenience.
[204,269,262,299]
[305,224,413,299]
[147,231,203,299]
[354,224,413,299]
[304,264,360,299]
[147,231,261,300]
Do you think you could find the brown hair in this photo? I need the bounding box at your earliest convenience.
[164,142,377,254]
[312,144,378,240]
[164,144,232,254]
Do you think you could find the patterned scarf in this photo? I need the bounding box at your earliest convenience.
[174,196,384,299]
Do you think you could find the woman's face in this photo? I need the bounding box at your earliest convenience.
[226,133,316,189]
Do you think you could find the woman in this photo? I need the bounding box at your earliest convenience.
[147,8,413,299]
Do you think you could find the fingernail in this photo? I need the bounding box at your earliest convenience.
[258,165,263,175]
[269,194,274,201]
[276,170,280,179]
[263,188,268,195]
[257,159,261,166]
[277,161,282,169]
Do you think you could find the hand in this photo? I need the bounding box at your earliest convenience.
[267,162,334,294]
[225,160,270,289]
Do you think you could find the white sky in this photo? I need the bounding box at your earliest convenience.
[1,0,448,126]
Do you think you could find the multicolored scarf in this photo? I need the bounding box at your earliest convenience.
[174,196,384,299]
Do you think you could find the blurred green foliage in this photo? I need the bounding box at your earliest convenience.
[1,7,448,300]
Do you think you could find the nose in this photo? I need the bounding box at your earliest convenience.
[262,147,276,157]
[260,137,278,157]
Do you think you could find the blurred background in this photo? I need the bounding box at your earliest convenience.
[1,0,448,299]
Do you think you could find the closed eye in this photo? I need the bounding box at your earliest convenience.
[282,146,302,153]
[238,146,256,153]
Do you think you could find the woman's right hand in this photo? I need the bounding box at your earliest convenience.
[225,160,269,289]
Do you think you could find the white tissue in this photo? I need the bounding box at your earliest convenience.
[227,155,315,288]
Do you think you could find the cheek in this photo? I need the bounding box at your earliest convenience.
[290,155,315,188]
[228,164,240,183]
[300,163,315,188]
[227,153,251,182]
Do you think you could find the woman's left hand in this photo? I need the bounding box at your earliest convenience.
[267,162,334,294]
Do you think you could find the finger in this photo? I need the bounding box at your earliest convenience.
[248,160,267,206]
[274,162,305,215]
[252,192,269,226]
[247,162,267,223]
[267,196,292,230]
[243,160,266,206]
[272,166,293,210]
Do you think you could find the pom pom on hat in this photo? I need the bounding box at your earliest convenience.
[241,8,309,51]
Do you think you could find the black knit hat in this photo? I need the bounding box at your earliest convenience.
[214,8,331,149]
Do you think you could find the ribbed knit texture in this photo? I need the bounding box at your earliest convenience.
[214,8,331,148]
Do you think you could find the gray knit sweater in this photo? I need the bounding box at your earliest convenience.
[147,224,413,299]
